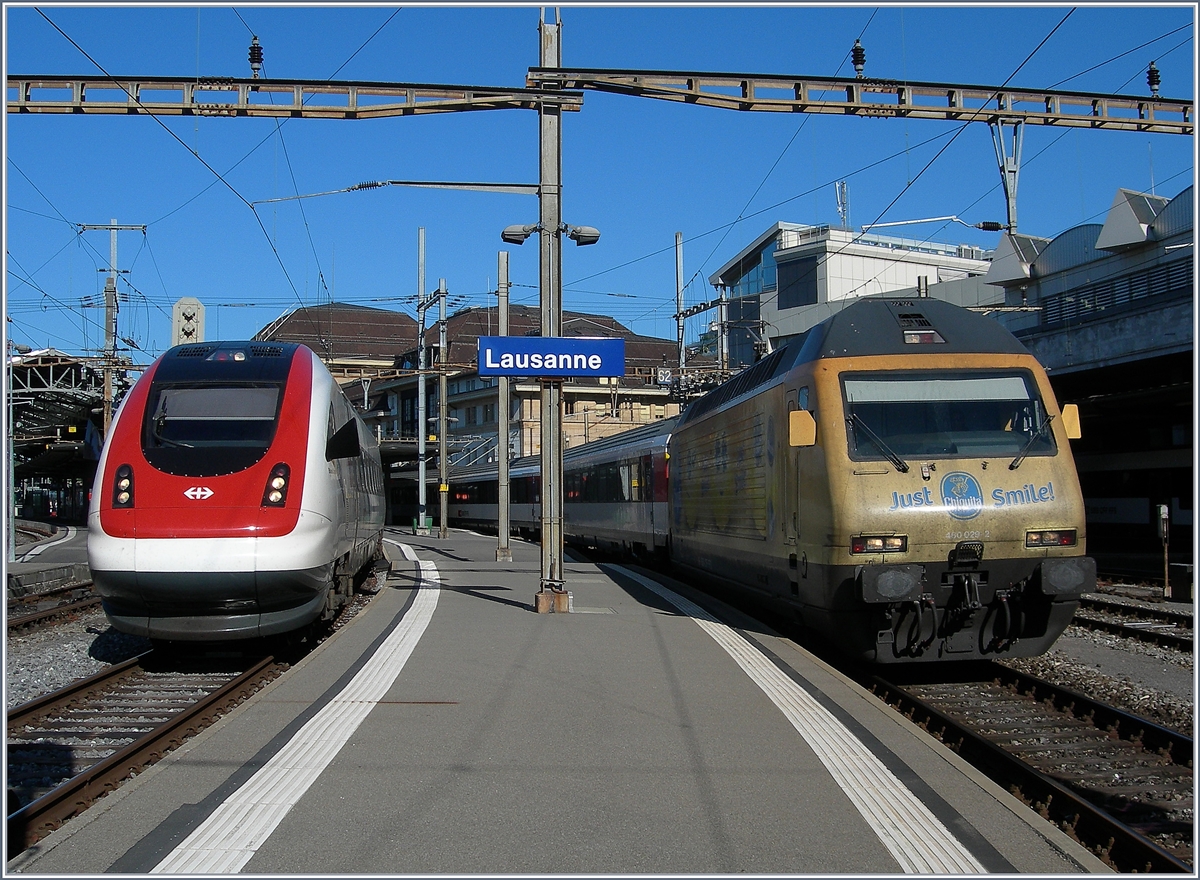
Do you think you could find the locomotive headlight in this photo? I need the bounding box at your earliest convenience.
[851,534,908,554]
[1026,529,1077,548]
[261,463,291,507]
[112,464,134,508]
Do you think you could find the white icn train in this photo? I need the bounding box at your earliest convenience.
[88,340,384,643]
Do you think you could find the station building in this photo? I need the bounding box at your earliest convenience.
[704,188,1193,588]
[705,222,996,366]
[372,305,682,455]
[986,186,1194,587]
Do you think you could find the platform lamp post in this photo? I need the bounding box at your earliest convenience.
[6,340,32,563]
[501,221,600,609]
[495,250,513,563]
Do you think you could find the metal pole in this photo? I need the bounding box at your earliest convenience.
[990,118,1024,232]
[437,278,449,540]
[496,251,513,562]
[537,9,566,603]
[416,228,428,535]
[675,231,685,371]
[78,220,145,436]
[7,343,15,564]
[718,286,728,373]
[103,220,117,436]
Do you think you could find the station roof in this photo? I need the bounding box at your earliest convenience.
[254,302,418,360]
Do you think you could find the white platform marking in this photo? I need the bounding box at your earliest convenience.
[151,543,438,874]
[617,567,985,874]
[16,525,76,559]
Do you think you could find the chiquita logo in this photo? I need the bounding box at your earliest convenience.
[184,487,214,500]
[941,472,983,520]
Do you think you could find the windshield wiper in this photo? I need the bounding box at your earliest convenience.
[152,415,193,449]
[1008,414,1054,470]
[848,413,909,473]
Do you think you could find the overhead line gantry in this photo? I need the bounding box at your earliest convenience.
[5,74,584,118]
[526,67,1194,233]
[524,68,1192,133]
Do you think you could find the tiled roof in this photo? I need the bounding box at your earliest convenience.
[255,302,418,359]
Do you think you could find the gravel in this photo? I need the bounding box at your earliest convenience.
[1000,624,1194,736]
[6,610,151,708]
[5,573,384,710]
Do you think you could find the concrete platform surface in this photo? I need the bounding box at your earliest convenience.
[9,526,1110,874]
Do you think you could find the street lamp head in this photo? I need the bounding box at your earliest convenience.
[501,223,538,245]
[566,224,601,246]
[503,222,599,246]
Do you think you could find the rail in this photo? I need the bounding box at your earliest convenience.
[865,665,1192,872]
[7,655,281,856]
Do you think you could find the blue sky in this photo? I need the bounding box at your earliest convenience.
[4,4,1196,361]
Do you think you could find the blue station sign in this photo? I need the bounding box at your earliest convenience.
[477,336,625,378]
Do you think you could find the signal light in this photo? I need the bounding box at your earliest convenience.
[112,464,134,508]
[1026,529,1076,548]
[903,330,945,344]
[851,534,907,554]
[262,463,291,507]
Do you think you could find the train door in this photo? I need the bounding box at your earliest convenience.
[785,389,801,595]
[785,387,812,595]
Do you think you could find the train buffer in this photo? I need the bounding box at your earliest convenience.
[11,528,1111,874]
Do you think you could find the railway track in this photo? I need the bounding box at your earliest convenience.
[1073,595,1193,651]
[8,594,104,635]
[6,652,285,858]
[866,662,1193,873]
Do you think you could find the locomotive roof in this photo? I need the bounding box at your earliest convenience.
[152,340,303,383]
[800,297,1030,360]
[679,298,1031,426]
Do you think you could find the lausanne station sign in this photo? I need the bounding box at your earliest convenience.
[477,336,625,378]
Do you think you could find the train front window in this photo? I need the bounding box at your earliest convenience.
[842,371,1057,461]
[142,384,282,476]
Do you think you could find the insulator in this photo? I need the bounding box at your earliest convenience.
[852,39,866,78]
[248,36,264,79]
[976,221,1005,232]
[1147,61,1160,97]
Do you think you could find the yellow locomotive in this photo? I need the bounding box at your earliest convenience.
[670,297,1092,663]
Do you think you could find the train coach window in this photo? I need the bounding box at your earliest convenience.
[142,383,282,476]
[842,371,1057,460]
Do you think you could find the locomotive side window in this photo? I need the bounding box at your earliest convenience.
[142,384,283,476]
[842,371,1056,460]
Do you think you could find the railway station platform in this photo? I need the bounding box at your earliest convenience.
[9,526,1110,874]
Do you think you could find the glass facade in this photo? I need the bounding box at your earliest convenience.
[728,241,778,300]
[724,241,777,367]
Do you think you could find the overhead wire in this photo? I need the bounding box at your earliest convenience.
[33,8,309,316]
[27,7,402,358]
[574,9,1190,347]
[606,9,1092,338]
[233,7,404,352]
[757,9,1078,309]
[676,8,880,299]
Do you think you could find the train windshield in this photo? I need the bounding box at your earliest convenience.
[142,383,282,476]
[842,370,1057,461]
